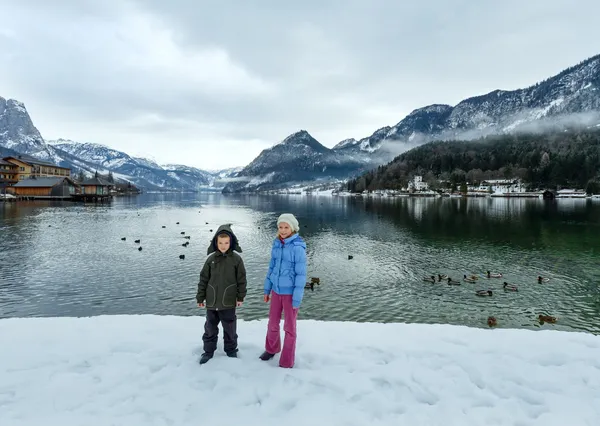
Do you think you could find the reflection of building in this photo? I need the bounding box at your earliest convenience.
[408,175,429,192]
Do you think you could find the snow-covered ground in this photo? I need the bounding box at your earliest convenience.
[1,315,599,426]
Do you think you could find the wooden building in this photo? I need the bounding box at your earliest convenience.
[0,159,19,188]
[74,176,113,202]
[2,155,71,182]
[9,176,79,199]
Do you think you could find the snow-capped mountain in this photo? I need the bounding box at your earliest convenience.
[336,54,600,158]
[3,53,600,193]
[222,130,371,192]
[0,97,53,158]
[46,139,219,190]
[0,102,232,191]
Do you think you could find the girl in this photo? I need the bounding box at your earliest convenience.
[259,213,307,368]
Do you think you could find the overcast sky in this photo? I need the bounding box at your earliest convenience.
[1,0,599,170]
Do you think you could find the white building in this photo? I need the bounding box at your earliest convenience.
[408,175,429,192]
[478,179,526,194]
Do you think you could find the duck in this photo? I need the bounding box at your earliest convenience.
[476,290,493,296]
[310,277,320,285]
[138,246,143,251]
[503,282,518,291]
[179,254,185,260]
[176,222,180,225]
[463,274,477,283]
[487,316,497,327]
[162,226,166,228]
[184,236,191,240]
[134,239,141,244]
[423,275,436,283]
[538,314,556,323]
[437,274,448,282]
[181,232,185,235]
[348,255,353,260]
[121,237,126,241]
[182,242,189,247]
[486,270,503,278]
[537,276,550,283]
[304,282,315,291]
[447,277,461,285]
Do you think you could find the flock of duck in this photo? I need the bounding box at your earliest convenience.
[422,270,557,327]
[120,220,208,259]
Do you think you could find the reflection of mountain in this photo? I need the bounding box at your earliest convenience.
[355,197,600,251]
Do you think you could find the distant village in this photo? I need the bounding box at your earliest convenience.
[339,175,598,199]
[0,154,140,202]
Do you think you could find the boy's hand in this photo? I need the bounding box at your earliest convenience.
[197,302,205,308]
[263,294,270,303]
[236,301,243,307]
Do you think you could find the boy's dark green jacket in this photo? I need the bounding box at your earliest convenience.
[196,224,247,310]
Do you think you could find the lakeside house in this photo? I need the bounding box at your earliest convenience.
[478,179,526,194]
[2,155,71,181]
[9,176,79,198]
[0,159,19,188]
[408,175,429,192]
[71,175,114,202]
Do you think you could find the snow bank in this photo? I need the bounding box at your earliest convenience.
[1,315,599,426]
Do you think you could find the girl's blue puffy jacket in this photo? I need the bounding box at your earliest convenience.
[263,233,307,308]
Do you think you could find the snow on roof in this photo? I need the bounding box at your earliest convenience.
[12,177,73,187]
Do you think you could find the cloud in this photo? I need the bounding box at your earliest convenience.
[1,0,600,169]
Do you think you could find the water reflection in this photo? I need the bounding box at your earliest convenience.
[1,194,599,334]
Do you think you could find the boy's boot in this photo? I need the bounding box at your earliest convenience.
[199,352,213,364]
[226,350,238,358]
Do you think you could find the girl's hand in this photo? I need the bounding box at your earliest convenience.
[236,301,243,307]
[198,302,205,308]
[263,295,270,303]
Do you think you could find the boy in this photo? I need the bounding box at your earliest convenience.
[196,224,247,364]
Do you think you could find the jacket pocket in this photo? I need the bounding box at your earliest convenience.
[222,284,237,308]
[206,285,217,307]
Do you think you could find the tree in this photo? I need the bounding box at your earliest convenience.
[94,170,99,179]
[586,180,600,195]
[108,171,114,183]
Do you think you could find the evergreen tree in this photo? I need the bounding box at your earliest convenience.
[346,128,600,192]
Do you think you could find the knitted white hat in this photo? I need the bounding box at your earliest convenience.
[277,213,299,232]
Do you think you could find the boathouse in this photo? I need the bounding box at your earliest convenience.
[75,175,113,202]
[9,176,79,199]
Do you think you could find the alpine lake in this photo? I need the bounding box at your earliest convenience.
[1,193,599,334]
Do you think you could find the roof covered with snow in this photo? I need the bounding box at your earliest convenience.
[12,177,74,187]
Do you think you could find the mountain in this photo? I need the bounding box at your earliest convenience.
[46,139,218,190]
[336,54,600,158]
[0,97,55,159]
[345,127,600,193]
[221,130,372,192]
[0,98,233,191]
[224,54,600,193]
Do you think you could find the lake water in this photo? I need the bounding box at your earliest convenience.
[1,194,599,334]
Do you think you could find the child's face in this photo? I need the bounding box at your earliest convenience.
[217,235,231,253]
[278,222,292,239]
